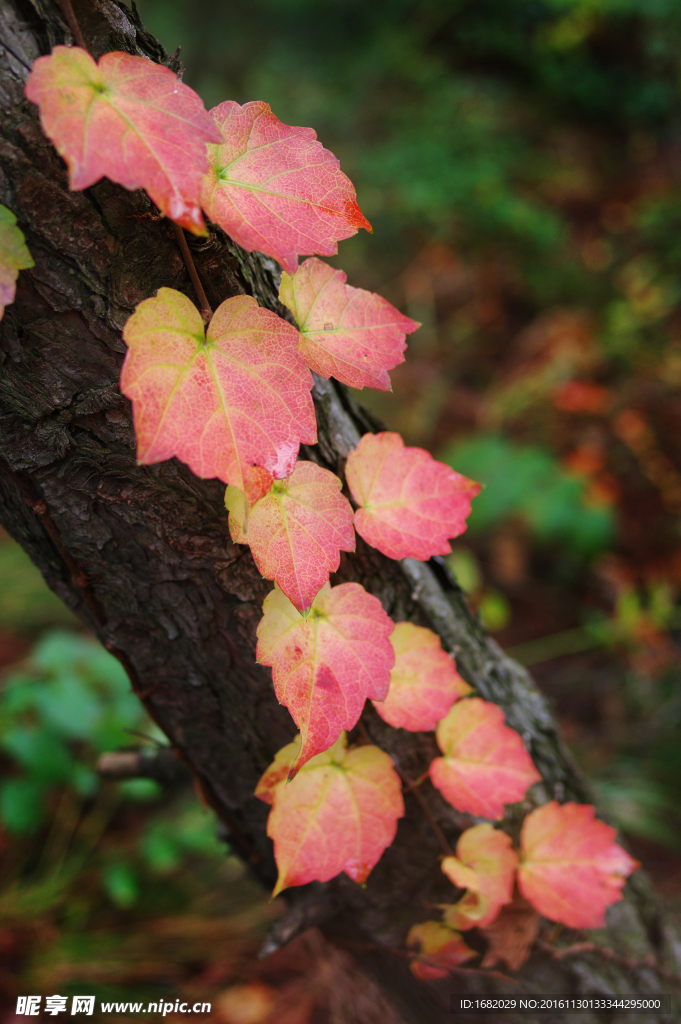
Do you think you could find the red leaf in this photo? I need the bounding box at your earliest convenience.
[429,698,541,819]
[345,432,481,561]
[255,733,403,896]
[225,461,355,611]
[25,48,220,235]
[279,258,419,390]
[200,102,371,274]
[372,622,471,731]
[406,922,477,980]
[0,206,33,319]
[256,582,394,774]
[120,288,316,489]
[441,824,518,929]
[517,802,638,929]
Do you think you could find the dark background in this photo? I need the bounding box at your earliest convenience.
[3,0,681,1017]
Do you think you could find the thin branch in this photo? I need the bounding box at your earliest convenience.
[537,939,681,988]
[395,765,455,858]
[57,0,87,50]
[173,223,213,321]
[336,939,518,986]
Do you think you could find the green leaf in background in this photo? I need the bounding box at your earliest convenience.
[102,862,139,909]
[442,434,614,554]
[0,777,46,834]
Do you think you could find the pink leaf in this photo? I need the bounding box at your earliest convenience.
[0,206,33,319]
[372,622,471,731]
[279,258,419,390]
[429,697,541,819]
[225,460,355,611]
[407,922,477,980]
[517,802,639,929]
[201,102,371,273]
[256,582,394,774]
[256,733,403,896]
[25,48,220,234]
[345,432,481,561]
[120,288,316,489]
[441,824,518,929]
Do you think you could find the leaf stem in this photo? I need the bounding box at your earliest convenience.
[58,0,88,50]
[395,765,455,858]
[173,223,213,321]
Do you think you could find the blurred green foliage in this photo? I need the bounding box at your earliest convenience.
[443,434,614,553]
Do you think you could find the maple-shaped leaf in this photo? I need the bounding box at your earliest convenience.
[429,698,541,819]
[406,922,477,981]
[256,582,394,774]
[255,733,403,896]
[25,48,220,234]
[200,102,371,274]
[279,258,419,390]
[345,432,481,561]
[120,288,316,489]
[372,622,471,731]
[225,461,355,611]
[517,801,638,929]
[0,206,33,320]
[480,890,540,972]
[441,824,518,930]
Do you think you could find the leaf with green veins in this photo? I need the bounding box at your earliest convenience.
[256,582,395,774]
[25,47,220,234]
[225,460,355,611]
[0,205,33,320]
[346,431,481,560]
[255,732,403,896]
[200,102,371,273]
[120,288,317,489]
[279,257,419,389]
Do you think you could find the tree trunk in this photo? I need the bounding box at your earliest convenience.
[0,2,679,1020]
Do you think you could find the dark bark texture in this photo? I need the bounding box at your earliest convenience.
[0,2,680,1021]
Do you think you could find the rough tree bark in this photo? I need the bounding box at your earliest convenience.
[0,2,679,1021]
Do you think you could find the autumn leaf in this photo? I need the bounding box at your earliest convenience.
[345,432,481,561]
[371,623,471,731]
[120,288,316,489]
[25,47,220,234]
[406,922,477,980]
[480,890,540,972]
[429,698,541,819]
[201,102,371,274]
[441,824,518,929]
[279,258,419,390]
[225,461,355,611]
[255,733,403,896]
[517,801,638,928]
[0,206,33,320]
[256,582,394,774]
